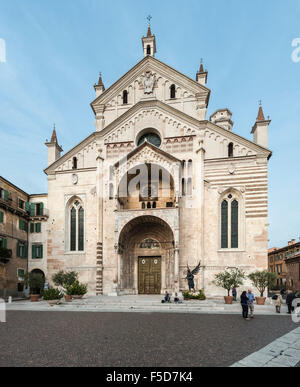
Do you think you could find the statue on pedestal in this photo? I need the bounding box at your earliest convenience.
[185,262,201,292]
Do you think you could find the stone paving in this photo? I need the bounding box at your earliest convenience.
[231,327,300,367]
[5,295,291,315]
[0,311,297,367]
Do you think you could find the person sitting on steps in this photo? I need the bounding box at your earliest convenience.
[161,291,170,303]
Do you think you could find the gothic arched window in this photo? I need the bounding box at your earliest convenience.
[228,143,234,158]
[170,84,176,99]
[221,194,239,249]
[69,200,84,252]
[123,90,128,104]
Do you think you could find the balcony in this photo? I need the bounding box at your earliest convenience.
[285,251,300,260]
[0,248,12,263]
[29,207,49,219]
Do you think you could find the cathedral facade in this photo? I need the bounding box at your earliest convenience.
[30,27,272,297]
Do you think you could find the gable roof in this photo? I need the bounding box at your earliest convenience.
[45,98,271,175]
[90,55,210,113]
[114,140,181,169]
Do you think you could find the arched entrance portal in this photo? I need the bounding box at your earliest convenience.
[118,216,175,295]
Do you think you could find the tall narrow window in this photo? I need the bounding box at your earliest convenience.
[70,207,76,251]
[231,200,239,248]
[109,183,114,200]
[187,178,192,196]
[182,178,186,196]
[78,207,84,251]
[228,143,234,158]
[170,84,176,99]
[147,45,151,55]
[69,200,85,252]
[72,157,78,170]
[221,200,228,248]
[123,90,128,104]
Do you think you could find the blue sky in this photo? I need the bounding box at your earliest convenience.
[0,0,299,247]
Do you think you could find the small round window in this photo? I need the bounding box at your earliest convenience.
[138,133,161,148]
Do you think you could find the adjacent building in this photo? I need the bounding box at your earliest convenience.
[0,177,29,297]
[268,239,300,289]
[0,177,48,298]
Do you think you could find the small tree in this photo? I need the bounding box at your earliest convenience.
[213,268,245,296]
[22,272,45,295]
[248,270,277,297]
[52,271,78,290]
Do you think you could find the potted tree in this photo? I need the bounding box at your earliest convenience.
[52,270,78,302]
[22,272,45,302]
[67,280,88,299]
[42,288,63,306]
[213,268,245,304]
[248,270,277,305]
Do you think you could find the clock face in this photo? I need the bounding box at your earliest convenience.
[138,132,161,147]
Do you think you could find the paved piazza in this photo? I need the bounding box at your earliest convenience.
[0,311,298,367]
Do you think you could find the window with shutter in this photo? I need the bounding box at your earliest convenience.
[2,238,7,248]
[30,223,34,233]
[221,200,228,248]
[231,200,239,248]
[24,243,28,259]
[0,211,3,223]
[32,244,36,259]
[30,204,36,216]
[36,223,41,233]
[4,190,9,201]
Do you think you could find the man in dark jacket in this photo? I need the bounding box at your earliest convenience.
[286,290,295,314]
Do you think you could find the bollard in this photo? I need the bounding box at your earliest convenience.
[8,296,12,304]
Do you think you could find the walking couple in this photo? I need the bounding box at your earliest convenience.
[241,290,255,320]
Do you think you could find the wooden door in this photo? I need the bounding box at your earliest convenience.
[138,257,161,294]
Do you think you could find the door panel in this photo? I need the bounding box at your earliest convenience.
[138,257,161,294]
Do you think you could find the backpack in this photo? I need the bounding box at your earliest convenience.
[272,295,278,300]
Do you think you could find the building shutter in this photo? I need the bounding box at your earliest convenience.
[24,243,28,259]
[39,202,44,215]
[40,244,43,258]
[0,211,3,223]
[25,202,30,212]
[17,241,20,257]
[32,245,36,259]
[231,200,239,248]
[221,200,228,249]
[3,238,7,249]
[4,190,9,201]
[36,223,41,233]
[30,204,36,216]
[30,223,34,233]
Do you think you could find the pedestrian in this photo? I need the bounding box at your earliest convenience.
[275,293,283,313]
[232,287,237,302]
[241,291,250,320]
[286,290,295,314]
[247,289,255,319]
